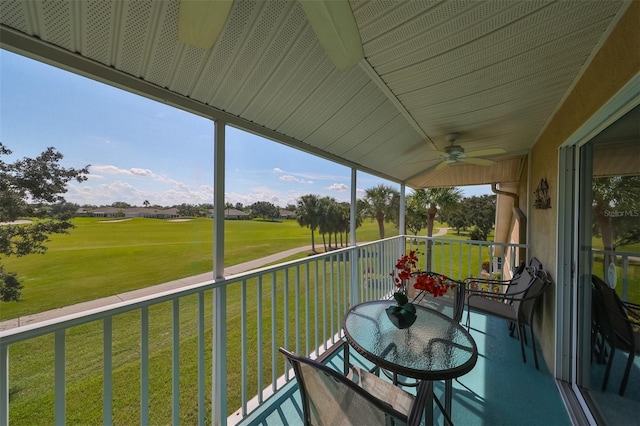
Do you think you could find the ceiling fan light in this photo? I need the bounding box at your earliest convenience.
[178,0,233,49]
[299,0,364,71]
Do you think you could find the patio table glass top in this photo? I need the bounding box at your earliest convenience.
[343,300,478,381]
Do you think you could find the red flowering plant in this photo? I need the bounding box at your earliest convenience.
[387,251,457,328]
[390,251,455,302]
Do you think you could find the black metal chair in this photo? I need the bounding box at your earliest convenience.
[465,260,526,297]
[279,345,430,426]
[409,272,466,322]
[465,266,551,369]
[591,275,640,396]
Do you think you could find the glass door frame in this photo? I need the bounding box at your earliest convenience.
[556,73,639,423]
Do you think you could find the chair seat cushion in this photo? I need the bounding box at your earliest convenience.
[468,297,516,321]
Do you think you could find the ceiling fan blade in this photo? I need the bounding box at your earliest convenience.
[435,161,450,171]
[465,148,506,158]
[460,157,495,166]
[299,0,364,70]
[178,0,233,49]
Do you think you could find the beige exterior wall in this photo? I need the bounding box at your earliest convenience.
[526,1,640,367]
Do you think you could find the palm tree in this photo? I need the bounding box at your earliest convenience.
[296,194,321,253]
[318,197,339,251]
[337,202,351,247]
[412,187,462,270]
[363,184,400,239]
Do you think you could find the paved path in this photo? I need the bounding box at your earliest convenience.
[0,245,314,331]
[1,229,451,331]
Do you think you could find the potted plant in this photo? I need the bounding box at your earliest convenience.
[387,251,454,328]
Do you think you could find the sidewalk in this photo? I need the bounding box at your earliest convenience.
[0,245,314,331]
[0,229,451,331]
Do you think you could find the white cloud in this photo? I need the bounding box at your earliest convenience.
[273,167,344,182]
[129,168,155,177]
[66,164,215,206]
[279,175,313,184]
[326,183,348,192]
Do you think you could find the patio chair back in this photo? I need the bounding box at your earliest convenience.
[279,347,427,426]
[411,276,466,322]
[466,266,550,369]
[591,275,640,396]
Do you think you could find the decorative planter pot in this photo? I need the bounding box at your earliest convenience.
[385,303,417,329]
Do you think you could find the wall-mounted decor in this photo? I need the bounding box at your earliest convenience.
[534,178,551,209]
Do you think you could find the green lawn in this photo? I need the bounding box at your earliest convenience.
[1,217,396,321]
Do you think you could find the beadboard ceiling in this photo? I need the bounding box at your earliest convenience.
[0,0,630,188]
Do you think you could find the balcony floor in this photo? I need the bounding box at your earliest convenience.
[239,311,572,425]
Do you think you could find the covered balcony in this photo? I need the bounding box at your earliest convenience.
[1,1,639,425]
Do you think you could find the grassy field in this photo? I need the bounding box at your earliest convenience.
[0,217,397,321]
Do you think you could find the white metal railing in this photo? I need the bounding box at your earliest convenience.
[591,249,639,302]
[407,236,528,280]
[1,235,529,425]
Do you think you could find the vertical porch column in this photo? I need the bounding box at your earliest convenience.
[349,168,359,307]
[399,183,406,256]
[212,120,227,425]
[1,345,8,426]
[399,183,406,236]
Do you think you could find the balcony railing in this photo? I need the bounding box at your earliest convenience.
[0,236,527,426]
[591,249,638,302]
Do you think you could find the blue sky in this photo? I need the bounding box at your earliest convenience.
[1,49,490,207]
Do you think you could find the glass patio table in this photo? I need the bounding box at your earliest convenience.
[342,300,478,424]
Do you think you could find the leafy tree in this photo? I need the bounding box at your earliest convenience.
[143,200,150,208]
[234,202,244,210]
[592,176,640,275]
[405,192,428,235]
[296,194,321,252]
[439,204,469,235]
[412,187,462,270]
[0,144,89,301]
[250,201,279,221]
[111,201,131,208]
[50,201,80,219]
[285,204,297,212]
[463,195,496,241]
[363,184,400,239]
[177,203,199,217]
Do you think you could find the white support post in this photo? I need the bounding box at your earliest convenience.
[1,344,8,426]
[103,318,113,426]
[212,120,227,426]
[399,183,406,257]
[54,330,65,425]
[349,168,359,307]
[399,183,406,237]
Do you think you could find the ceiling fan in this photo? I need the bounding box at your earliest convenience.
[435,133,506,170]
[177,0,364,71]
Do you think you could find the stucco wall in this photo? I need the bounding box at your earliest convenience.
[528,1,640,368]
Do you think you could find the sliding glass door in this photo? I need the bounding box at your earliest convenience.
[573,106,639,424]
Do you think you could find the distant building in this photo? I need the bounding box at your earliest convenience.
[224,208,250,220]
[75,207,180,219]
[279,209,296,220]
[75,206,256,220]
